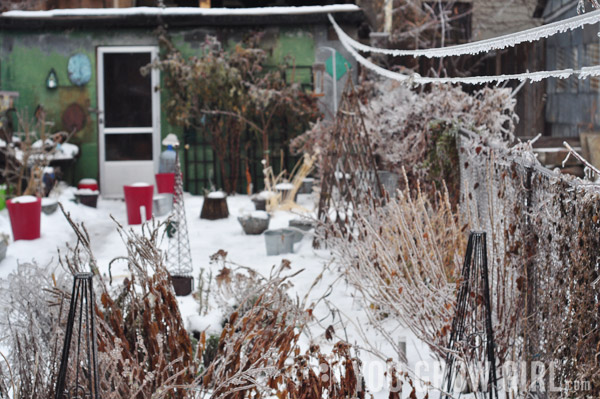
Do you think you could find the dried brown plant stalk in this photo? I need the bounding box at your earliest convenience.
[192,253,366,399]
[1,208,368,399]
[1,206,196,399]
[326,176,467,360]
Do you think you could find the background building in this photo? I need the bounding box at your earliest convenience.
[0,3,363,195]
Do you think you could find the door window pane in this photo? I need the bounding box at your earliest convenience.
[104,52,152,128]
[105,133,153,161]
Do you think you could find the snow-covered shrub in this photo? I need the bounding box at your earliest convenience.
[0,108,67,197]
[363,81,517,188]
[0,261,68,398]
[0,209,197,399]
[195,251,366,399]
[292,79,518,204]
[93,219,196,398]
[324,176,525,396]
[325,181,467,360]
[145,33,318,193]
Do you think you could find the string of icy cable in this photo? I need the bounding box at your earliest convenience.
[328,10,600,58]
[330,13,600,85]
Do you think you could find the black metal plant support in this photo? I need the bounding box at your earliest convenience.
[442,231,498,399]
[55,273,100,399]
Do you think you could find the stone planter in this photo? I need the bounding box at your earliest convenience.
[288,218,315,231]
[251,191,276,211]
[298,177,315,194]
[41,198,59,215]
[288,218,314,242]
[252,197,266,211]
[275,182,298,203]
[264,228,295,256]
[238,211,270,235]
[75,189,99,208]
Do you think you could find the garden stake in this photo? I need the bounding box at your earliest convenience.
[442,231,498,399]
[55,272,99,399]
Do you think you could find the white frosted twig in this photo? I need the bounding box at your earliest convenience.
[329,9,600,58]
[563,141,600,176]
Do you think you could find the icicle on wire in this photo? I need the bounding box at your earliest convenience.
[329,9,600,59]
[330,13,600,86]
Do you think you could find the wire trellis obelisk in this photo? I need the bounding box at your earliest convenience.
[442,231,498,399]
[166,151,193,277]
[55,273,100,399]
[314,78,383,248]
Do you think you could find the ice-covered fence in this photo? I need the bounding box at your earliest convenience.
[459,128,600,397]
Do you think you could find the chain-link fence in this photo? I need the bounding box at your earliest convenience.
[460,128,600,397]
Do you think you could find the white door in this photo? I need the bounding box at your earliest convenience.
[97,46,160,198]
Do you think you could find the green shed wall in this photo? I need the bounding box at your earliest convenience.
[0,24,317,192]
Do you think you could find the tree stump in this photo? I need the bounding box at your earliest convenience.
[200,193,229,220]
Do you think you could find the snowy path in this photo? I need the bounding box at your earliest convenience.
[0,185,436,398]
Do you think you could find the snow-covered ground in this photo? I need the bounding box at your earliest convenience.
[0,184,437,398]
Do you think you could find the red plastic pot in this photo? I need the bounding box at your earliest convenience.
[123,183,154,225]
[6,196,42,240]
[155,173,175,194]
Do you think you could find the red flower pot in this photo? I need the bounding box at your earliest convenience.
[77,178,99,191]
[155,173,175,194]
[123,183,154,225]
[6,196,42,240]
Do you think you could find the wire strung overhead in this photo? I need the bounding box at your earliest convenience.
[331,9,600,58]
[328,13,600,85]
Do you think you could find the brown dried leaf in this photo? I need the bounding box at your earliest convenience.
[215,267,232,285]
[325,325,335,341]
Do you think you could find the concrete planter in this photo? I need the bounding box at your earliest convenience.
[251,197,266,211]
[299,177,315,194]
[288,218,315,242]
[41,198,59,215]
[275,183,298,203]
[264,229,295,256]
[153,194,173,216]
[238,212,270,235]
[288,218,314,231]
[251,191,276,211]
[75,189,99,208]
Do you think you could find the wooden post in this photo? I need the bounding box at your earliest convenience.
[200,194,229,220]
